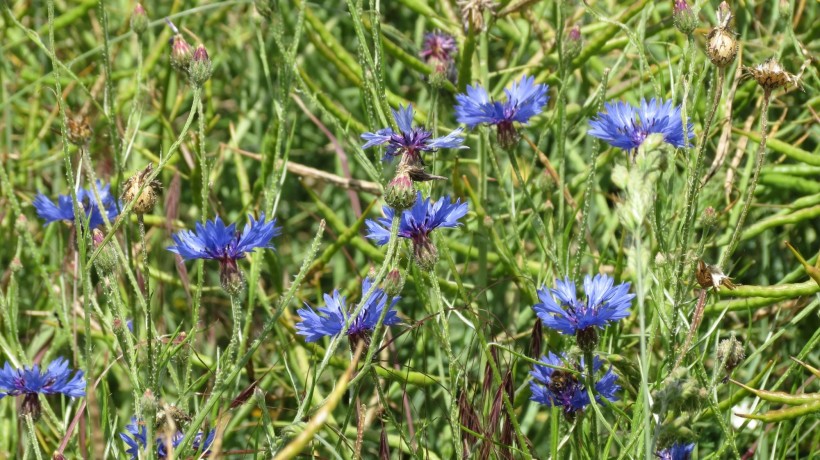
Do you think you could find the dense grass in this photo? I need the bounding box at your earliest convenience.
[1,0,818,458]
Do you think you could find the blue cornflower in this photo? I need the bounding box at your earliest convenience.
[0,357,85,418]
[455,75,549,149]
[588,98,694,154]
[120,417,216,460]
[657,442,695,460]
[530,352,620,419]
[365,192,468,270]
[167,214,280,294]
[296,278,400,347]
[32,181,119,229]
[361,104,465,164]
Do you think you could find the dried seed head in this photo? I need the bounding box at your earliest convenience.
[673,0,698,36]
[457,0,496,31]
[122,164,162,214]
[706,2,737,67]
[695,260,736,290]
[717,334,745,376]
[66,111,93,146]
[130,4,149,36]
[189,44,213,87]
[744,57,799,92]
[170,34,193,71]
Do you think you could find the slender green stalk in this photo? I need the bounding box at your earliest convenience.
[720,91,772,267]
[429,272,462,458]
[584,350,599,457]
[25,414,43,460]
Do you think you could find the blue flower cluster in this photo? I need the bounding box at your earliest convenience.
[529,352,620,418]
[657,442,695,460]
[119,417,215,460]
[362,104,465,164]
[588,98,694,153]
[33,181,119,229]
[0,357,85,419]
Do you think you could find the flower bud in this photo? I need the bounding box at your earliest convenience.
[122,164,162,214]
[189,44,213,87]
[385,172,416,211]
[91,228,118,274]
[673,0,698,36]
[130,4,149,36]
[384,268,404,297]
[420,32,457,87]
[563,25,583,61]
[141,389,158,416]
[170,34,193,72]
[701,206,718,229]
[717,334,745,377]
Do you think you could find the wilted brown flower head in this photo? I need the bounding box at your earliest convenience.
[744,57,799,92]
[717,334,745,376]
[66,111,93,146]
[705,2,737,67]
[695,260,736,290]
[457,0,496,31]
[122,163,162,214]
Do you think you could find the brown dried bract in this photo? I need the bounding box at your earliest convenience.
[66,111,93,146]
[696,260,736,290]
[705,1,737,67]
[744,58,799,92]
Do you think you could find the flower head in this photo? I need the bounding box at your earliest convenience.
[33,181,119,229]
[0,357,85,418]
[455,75,549,149]
[588,99,694,153]
[656,442,695,460]
[533,274,634,350]
[366,192,468,270]
[189,44,213,87]
[530,352,619,419]
[170,34,193,71]
[744,57,799,92]
[295,278,401,346]
[361,104,465,164]
[420,32,457,65]
[119,417,215,460]
[167,214,280,294]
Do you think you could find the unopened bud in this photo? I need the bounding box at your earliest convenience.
[385,172,416,211]
[170,34,193,71]
[384,268,404,297]
[91,228,118,274]
[122,164,162,214]
[673,0,698,36]
[189,44,213,87]
[141,389,158,415]
[717,334,744,377]
[563,26,583,61]
[701,206,718,228]
[130,4,149,36]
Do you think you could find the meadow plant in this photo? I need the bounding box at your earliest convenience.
[1,1,817,458]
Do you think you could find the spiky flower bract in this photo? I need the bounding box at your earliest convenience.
[361,104,465,164]
[533,274,634,351]
[656,442,695,460]
[454,75,549,149]
[365,192,468,270]
[167,214,280,294]
[295,278,401,344]
[529,352,620,418]
[33,181,119,229]
[119,417,216,460]
[588,99,694,153]
[0,357,85,418]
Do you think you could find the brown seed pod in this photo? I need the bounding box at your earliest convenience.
[744,58,799,92]
[695,260,736,290]
[66,111,93,146]
[122,164,163,214]
[705,1,737,67]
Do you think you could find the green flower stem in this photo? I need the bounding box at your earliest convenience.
[137,214,157,393]
[25,413,43,460]
[720,90,772,267]
[674,68,725,317]
[176,221,327,454]
[584,350,599,458]
[429,271,462,458]
[293,214,402,422]
[212,293,243,392]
